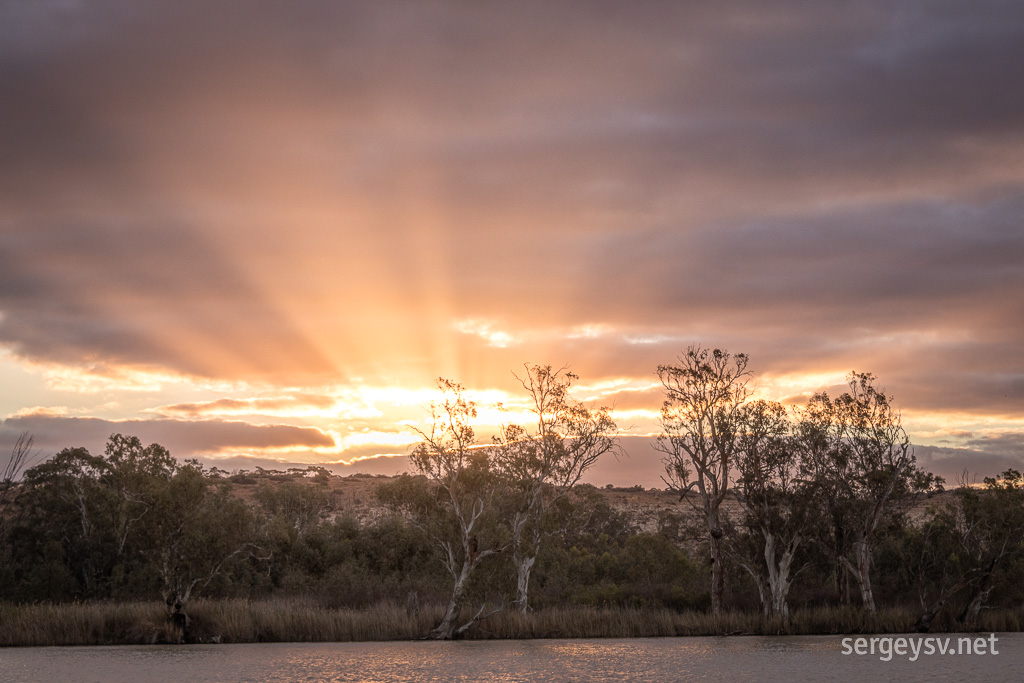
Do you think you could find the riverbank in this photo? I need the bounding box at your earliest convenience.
[3,599,1022,647]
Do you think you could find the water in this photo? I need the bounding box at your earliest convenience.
[1,634,1021,682]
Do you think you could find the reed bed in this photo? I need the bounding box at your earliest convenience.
[3,600,1022,647]
[0,601,166,647]
[472,605,922,639]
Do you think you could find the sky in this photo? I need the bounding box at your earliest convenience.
[2,0,1023,487]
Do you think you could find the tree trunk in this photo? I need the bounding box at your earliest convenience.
[708,514,724,616]
[163,590,191,643]
[511,508,541,615]
[847,538,875,612]
[838,560,851,606]
[763,532,796,622]
[961,573,994,631]
[754,576,768,620]
[915,598,945,633]
[432,559,471,640]
[513,553,536,615]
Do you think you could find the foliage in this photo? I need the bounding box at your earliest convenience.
[395,378,508,638]
[1,435,260,636]
[910,470,1024,631]
[730,399,817,621]
[492,364,619,613]
[655,345,752,615]
[797,373,940,611]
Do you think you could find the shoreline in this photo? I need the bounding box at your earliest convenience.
[3,599,1021,648]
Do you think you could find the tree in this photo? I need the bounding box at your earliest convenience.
[0,433,36,541]
[1,432,36,509]
[6,434,260,637]
[956,470,1024,628]
[0,433,39,597]
[731,399,815,623]
[911,470,1024,631]
[145,460,261,640]
[6,435,178,600]
[909,479,973,632]
[255,478,333,544]
[102,434,177,574]
[14,445,118,597]
[492,364,618,613]
[655,346,751,615]
[800,373,938,612]
[403,378,506,639]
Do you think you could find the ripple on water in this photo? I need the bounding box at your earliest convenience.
[1,634,1021,683]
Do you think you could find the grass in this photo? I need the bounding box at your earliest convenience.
[0,598,441,647]
[2,599,1022,647]
[473,605,925,639]
[0,600,167,647]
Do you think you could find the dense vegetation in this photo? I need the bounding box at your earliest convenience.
[1,352,1023,644]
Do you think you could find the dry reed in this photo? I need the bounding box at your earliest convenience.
[3,600,1022,647]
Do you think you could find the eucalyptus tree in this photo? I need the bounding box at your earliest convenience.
[731,399,816,622]
[8,434,177,599]
[401,378,507,639]
[655,346,751,615]
[147,460,260,639]
[0,433,36,578]
[1,432,36,508]
[102,434,177,566]
[14,444,132,597]
[255,477,334,543]
[799,373,937,612]
[8,434,260,635]
[912,470,1024,630]
[957,470,1024,627]
[492,364,618,614]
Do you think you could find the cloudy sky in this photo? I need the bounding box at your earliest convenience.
[2,1,1022,486]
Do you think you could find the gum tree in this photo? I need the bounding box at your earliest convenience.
[9,434,260,636]
[492,364,618,614]
[655,346,751,616]
[913,470,1024,631]
[800,373,937,612]
[1,432,36,508]
[146,460,260,639]
[405,378,506,639]
[731,400,816,622]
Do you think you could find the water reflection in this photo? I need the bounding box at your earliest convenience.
[0,634,1020,683]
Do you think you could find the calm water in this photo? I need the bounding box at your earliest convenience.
[2,634,1021,682]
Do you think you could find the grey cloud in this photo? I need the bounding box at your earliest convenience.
[913,444,1024,484]
[965,432,1024,459]
[1,0,1023,421]
[0,415,334,463]
[588,194,1024,321]
[567,192,1024,414]
[0,216,336,378]
[153,395,338,417]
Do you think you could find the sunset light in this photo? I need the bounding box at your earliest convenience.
[2,1,1022,489]
[6,4,1024,672]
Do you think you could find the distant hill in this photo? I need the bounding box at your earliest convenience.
[222,469,951,533]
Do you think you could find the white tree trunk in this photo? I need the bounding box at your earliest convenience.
[763,531,798,622]
[844,538,876,612]
[514,553,536,615]
[432,559,472,640]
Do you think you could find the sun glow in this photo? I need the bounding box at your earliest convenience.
[753,370,851,402]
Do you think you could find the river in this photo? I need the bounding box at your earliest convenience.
[2,634,1020,682]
